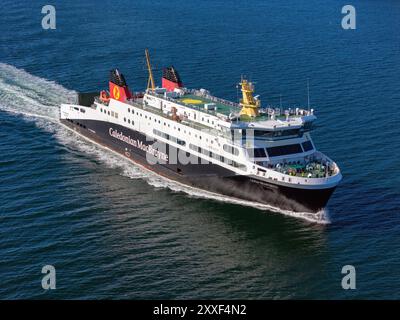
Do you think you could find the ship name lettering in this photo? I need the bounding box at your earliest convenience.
[109,128,168,161]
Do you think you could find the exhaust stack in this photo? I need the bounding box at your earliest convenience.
[162,66,183,92]
[109,69,132,102]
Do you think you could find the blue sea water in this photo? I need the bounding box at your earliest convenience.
[0,0,400,299]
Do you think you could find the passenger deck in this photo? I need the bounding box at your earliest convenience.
[266,159,336,179]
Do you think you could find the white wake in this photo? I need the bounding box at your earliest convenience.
[0,63,330,224]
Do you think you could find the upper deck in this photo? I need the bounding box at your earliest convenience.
[147,87,316,131]
[178,92,239,116]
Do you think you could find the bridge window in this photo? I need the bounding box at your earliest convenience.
[253,129,302,139]
[247,148,267,158]
[266,144,303,157]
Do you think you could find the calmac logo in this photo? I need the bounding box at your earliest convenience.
[113,86,120,100]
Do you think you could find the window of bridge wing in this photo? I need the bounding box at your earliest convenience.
[301,140,314,152]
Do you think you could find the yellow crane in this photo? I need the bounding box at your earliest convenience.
[145,48,155,91]
[239,77,260,117]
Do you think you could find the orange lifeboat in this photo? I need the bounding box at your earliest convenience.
[100,90,110,103]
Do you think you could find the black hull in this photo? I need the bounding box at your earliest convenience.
[61,118,336,213]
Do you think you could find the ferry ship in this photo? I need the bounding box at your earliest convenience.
[60,50,342,213]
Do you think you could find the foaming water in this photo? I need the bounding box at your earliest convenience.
[0,63,327,224]
[0,63,76,119]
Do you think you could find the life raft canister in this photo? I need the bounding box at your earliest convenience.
[100,90,110,103]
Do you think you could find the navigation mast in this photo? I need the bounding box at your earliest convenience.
[145,49,155,91]
[307,78,310,111]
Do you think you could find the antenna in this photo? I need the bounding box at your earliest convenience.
[236,81,239,102]
[145,48,155,91]
[280,94,282,109]
[307,78,310,111]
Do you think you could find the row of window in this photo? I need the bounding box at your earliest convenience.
[247,148,267,158]
[127,107,146,119]
[248,141,314,158]
[101,105,217,146]
[222,144,239,156]
[189,144,246,170]
[123,117,135,125]
[100,107,118,119]
[146,97,216,126]
[65,118,87,129]
[228,128,304,141]
[128,107,217,143]
[266,141,314,158]
[73,106,86,113]
[200,116,216,125]
[153,129,186,146]
[253,129,302,139]
[266,144,303,157]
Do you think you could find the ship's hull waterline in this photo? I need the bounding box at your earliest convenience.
[61,118,335,213]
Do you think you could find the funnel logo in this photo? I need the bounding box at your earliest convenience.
[113,86,120,100]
